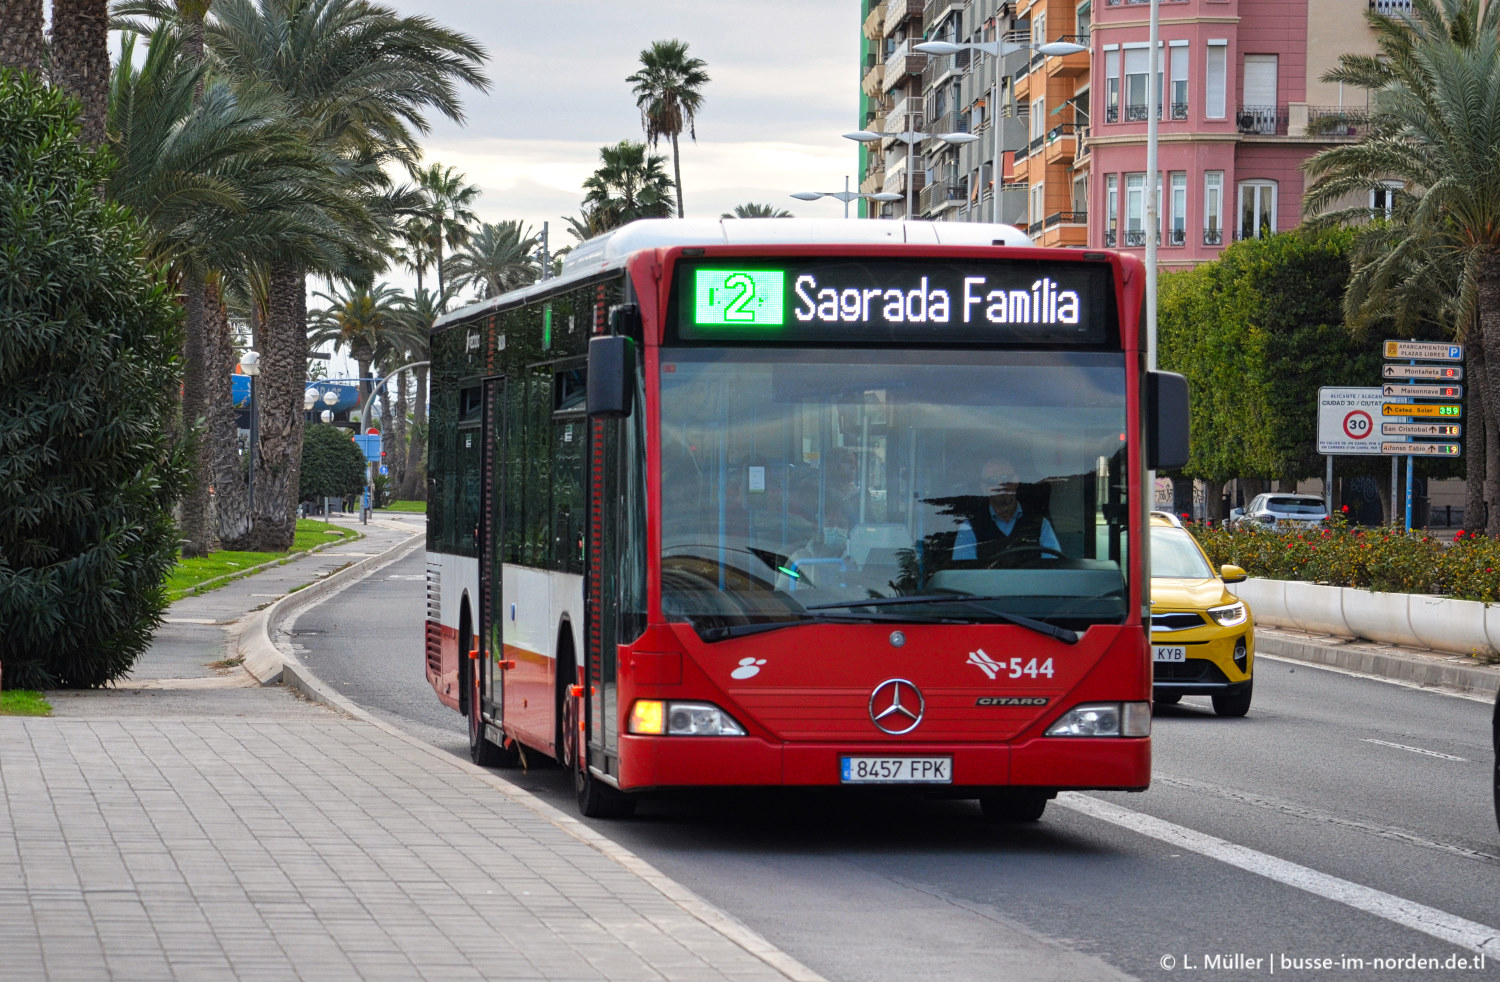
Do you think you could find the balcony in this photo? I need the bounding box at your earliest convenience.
[1120,229,1162,247]
[862,58,885,98]
[1043,123,1078,166]
[1104,230,1116,247]
[1203,227,1224,246]
[884,0,923,36]
[922,0,967,36]
[864,2,887,39]
[1237,105,1289,136]
[1036,212,1088,247]
[1368,0,1414,14]
[1305,106,1369,139]
[1124,103,1164,122]
[884,41,930,92]
[1166,226,1187,247]
[919,178,967,215]
[1046,35,1091,78]
[886,96,924,135]
[1074,124,1091,162]
[1170,102,1188,120]
[921,48,969,92]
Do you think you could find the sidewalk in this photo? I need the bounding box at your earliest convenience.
[0,511,822,982]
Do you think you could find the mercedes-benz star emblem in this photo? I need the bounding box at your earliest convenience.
[869,678,924,735]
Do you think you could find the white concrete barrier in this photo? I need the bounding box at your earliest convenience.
[1231,577,1497,657]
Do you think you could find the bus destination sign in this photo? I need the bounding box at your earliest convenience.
[677,258,1114,345]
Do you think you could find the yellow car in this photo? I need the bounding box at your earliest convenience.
[1149,513,1255,716]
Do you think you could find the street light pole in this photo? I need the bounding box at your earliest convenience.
[843,128,978,220]
[790,177,904,218]
[241,350,262,528]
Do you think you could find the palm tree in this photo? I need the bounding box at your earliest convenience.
[308,282,408,413]
[449,220,539,300]
[391,286,447,499]
[564,206,607,243]
[0,0,44,73]
[50,0,111,144]
[205,0,489,549]
[626,39,708,218]
[723,203,793,218]
[1302,0,1500,533]
[582,140,674,233]
[415,162,481,299]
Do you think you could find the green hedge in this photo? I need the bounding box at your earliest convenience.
[1192,520,1500,602]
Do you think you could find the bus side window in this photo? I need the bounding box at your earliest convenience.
[552,365,587,574]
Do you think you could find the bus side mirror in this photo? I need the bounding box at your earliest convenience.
[1147,370,1189,470]
[587,334,635,419]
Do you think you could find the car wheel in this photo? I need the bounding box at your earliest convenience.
[1155,692,1182,705]
[980,790,1050,823]
[1212,682,1253,718]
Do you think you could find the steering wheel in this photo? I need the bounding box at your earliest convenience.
[982,544,1067,568]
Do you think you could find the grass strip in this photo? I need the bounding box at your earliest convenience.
[164,519,357,602]
[0,690,51,716]
[382,500,427,513]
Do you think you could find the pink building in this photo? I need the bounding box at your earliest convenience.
[1083,0,1390,268]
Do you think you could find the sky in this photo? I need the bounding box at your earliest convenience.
[312,0,864,379]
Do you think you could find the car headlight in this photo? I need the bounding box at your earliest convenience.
[1046,702,1151,737]
[628,700,746,736]
[1208,601,1248,627]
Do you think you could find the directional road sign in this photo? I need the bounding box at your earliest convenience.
[1382,403,1462,418]
[1317,387,1384,455]
[1382,422,1461,437]
[1381,441,1462,456]
[1381,383,1463,398]
[1382,363,1463,381]
[1383,341,1463,361]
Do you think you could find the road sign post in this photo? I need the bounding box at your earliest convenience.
[1381,340,1465,530]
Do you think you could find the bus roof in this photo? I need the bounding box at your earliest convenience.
[433,217,1035,333]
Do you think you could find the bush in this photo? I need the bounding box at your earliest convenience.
[299,424,366,501]
[1191,519,1500,602]
[0,70,187,689]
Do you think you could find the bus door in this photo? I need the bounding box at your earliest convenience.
[477,374,508,736]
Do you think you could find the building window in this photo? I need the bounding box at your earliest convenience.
[1238,180,1277,239]
[1076,1,1091,38]
[1125,47,1148,120]
[1170,44,1188,119]
[1206,43,1227,119]
[1072,174,1088,215]
[1371,181,1401,218]
[1125,173,1145,245]
[1106,50,1120,123]
[1204,171,1223,244]
[1031,182,1045,229]
[1105,173,1118,246]
[1031,96,1046,141]
[1169,172,1187,245]
[1034,11,1047,46]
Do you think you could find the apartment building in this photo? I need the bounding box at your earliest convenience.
[1087,0,1386,265]
[860,0,1390,256]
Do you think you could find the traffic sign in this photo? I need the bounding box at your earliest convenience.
[1382,363,1462,380]
[1382,403,1461,418]
[1382,422,1461,437]
[1383,341,1463,361]
[1381,441,1461,456]
[1317,387,1384,454]
[379,464,389,476]
[1381,383,1463,398]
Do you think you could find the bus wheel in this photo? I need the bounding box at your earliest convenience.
[979,790,1049,823]
[467,655,519,768]
[575,761,636,819]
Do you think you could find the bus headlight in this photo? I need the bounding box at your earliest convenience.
[1208,601,1248,627]
[628,700,746,736]
[1046,702,1151,737]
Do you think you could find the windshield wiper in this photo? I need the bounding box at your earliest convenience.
[697,611,962,642]
[804,595,1081,645]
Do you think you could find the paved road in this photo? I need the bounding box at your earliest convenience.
[294,547,1500,982]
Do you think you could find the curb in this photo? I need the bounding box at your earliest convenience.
[1256,628,1500,697]
[235,531,425,684]
[174,524,366,600]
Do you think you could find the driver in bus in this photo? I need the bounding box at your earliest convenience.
[952,456,1061,563]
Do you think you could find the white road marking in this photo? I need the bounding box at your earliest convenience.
[1258,652,1496,704]
[1362,738,1467,761]
[1060,794,1500,958]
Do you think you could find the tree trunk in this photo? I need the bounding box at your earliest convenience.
[1487,413,1500,538]
[399,364,428,500]
[1170,477,1194,520]
[391,368,409,496]
[670,131,684,217]
[1464,320,1486,536]
[245,261,307,550]
[1203,479,1225,524]
[207,279,252,547]
[178,276,212,557]
[0,0,43,73]
[1478,261,1500,537]
[48,0,110,146]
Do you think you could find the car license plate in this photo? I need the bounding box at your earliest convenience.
[1153,645,1188,662]
[840,756,952,784]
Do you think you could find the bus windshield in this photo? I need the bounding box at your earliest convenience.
[658,348,1131,639]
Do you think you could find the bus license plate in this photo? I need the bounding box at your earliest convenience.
[841,756,952,784]
[1153,645,1188,662]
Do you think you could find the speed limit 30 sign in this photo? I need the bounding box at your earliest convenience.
[1318,387,1384,455]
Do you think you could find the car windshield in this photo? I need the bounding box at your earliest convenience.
[1267,497,1327,516]
[658,348,1133,639]
[1150,527,1214,579]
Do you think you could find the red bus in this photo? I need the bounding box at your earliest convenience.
[424,219,1188,820]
